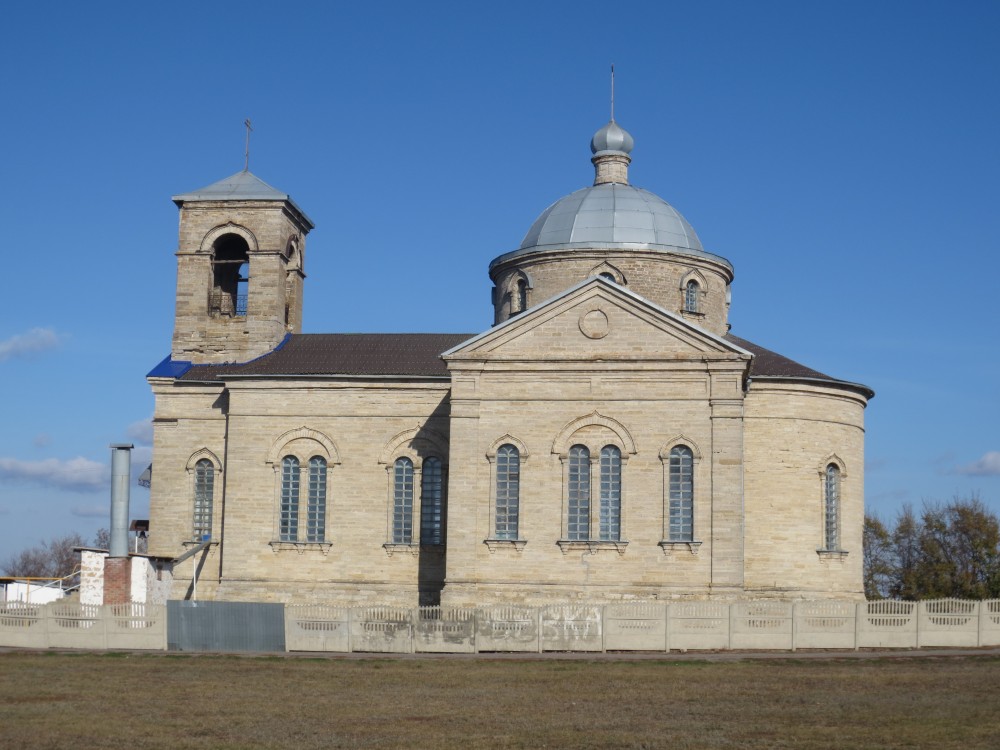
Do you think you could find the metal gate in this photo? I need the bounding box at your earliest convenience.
[167,600,285,652]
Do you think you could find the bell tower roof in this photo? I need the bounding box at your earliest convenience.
[172,169,314,228]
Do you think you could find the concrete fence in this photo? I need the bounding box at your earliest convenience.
[284,599,1000,653]
[3,599,1000,654]
[0,601,166,650]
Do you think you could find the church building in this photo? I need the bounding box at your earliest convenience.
[147,118,873,605]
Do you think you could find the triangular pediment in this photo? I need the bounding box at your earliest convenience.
[443,277,751,363]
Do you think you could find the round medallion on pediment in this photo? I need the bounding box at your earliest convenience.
[579,308,610,339]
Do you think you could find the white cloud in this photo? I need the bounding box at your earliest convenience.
[0,327,63,362]
[0,456,106,492]
[72,504,108,518]
[126,416,154,446]
[955,451,1000,477]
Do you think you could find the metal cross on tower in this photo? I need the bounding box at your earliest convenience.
[244,118,253,171]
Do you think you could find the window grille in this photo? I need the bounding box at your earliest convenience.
[599,446,621,541]
[420,457,444,545]
[824,464,840,550]
[393,457,414,544]
[685,280,699,313]
[495,444,520,540]
[668,446,694,541]
[193,459,214,540]
[567,445,591,540]
[307,456,327,543]
[280,456,300,542]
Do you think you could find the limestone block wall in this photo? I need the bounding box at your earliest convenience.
[208,379,454,605]
[743,381,868,599]
[443,361,748,606]
[172,200,310,364]
[147,379,229,597]
[491,249,732,335]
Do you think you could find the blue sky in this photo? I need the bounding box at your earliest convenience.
[1,1,998,559]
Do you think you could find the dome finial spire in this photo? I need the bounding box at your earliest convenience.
[610,63,615,121]
[591,69,633,185]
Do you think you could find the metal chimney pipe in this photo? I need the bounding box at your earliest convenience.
[109,444,133,558]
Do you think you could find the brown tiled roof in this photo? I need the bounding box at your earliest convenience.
[725,334,832,379]
[178,331,872,398]
[726,333,873,398]
[180,333,473,381]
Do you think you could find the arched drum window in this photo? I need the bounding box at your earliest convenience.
[193,459,214,540]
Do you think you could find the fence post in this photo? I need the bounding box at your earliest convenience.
[537,607,543,654]
[854,601,862,651]
[42,602,53,649]
[915,600,922,649]
[663,603,670,653]
[100,605,109,650]
[410,607,416,654]
[728,601,735,650]
[601,605,606,653]
[790,601,797,652]
[347,607,353,654]
[977,600,983,647]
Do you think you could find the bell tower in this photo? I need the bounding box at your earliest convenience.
[170,170,314,364]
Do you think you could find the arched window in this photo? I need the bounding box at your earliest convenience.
[824,464,840,550]
[599,446,621,541]
[516,279,528,313]
[420,457,445,545]
[567,445,591,541]
[307,456,327,543]
[495,444,520,540]
[668,446,694,541]
[280,456,300,542]
[599,272,617,283]
[684,280,700,313]
[392,457,414,544]
[210,233,250,317]
[192,459,214,540]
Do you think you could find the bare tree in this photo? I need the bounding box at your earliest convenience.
[862,514,893,599]
[2,533,88,580]
[865,495,1000,600]
[93,527,110,551]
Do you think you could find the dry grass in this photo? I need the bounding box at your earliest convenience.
[2,651,999,749]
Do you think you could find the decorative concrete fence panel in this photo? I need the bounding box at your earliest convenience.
[415,607,476,653]
[794,600,857,650]
[731,601,793,650]
[476,606,539,652]
[285,605,350,652]
[0,604,45,648]
[541,605,603,651]
[858,600,917,648]
[980,600,1000,646]
[667,602,730,650]
[917,599,979,648]
[103,603,167,650]
[350,606,413,653]
[604,603,667,651]
[47,602,106,649]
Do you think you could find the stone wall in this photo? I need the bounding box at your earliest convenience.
[172,200,310,364]
[743,380,868,599]
[491,248,732,335]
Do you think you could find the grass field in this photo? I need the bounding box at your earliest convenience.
[2,651,999,749]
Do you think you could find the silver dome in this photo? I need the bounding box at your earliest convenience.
[590,120,634,155]
[515,183,704,254]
